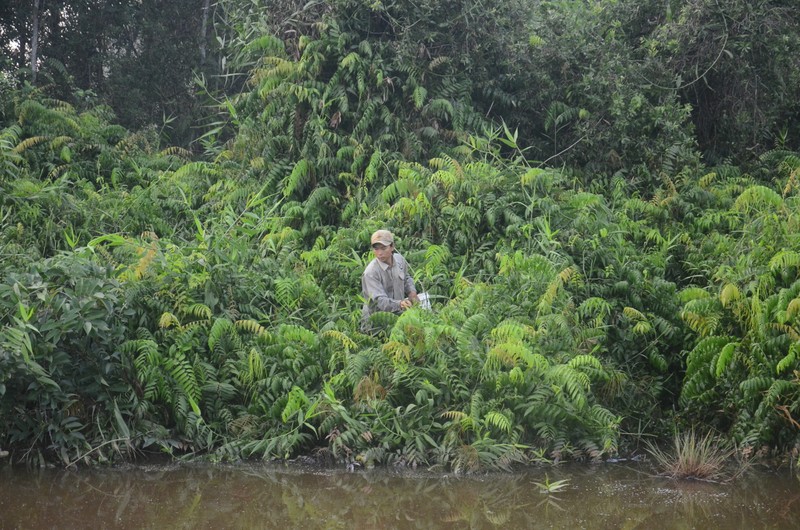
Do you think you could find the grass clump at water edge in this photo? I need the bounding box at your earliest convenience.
[645,429,741,482]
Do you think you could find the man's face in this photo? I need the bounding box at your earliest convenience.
[372,243,393,264]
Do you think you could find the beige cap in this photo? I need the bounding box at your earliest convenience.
[370,229,394,246]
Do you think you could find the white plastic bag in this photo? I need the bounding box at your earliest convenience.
[417,292,431,310]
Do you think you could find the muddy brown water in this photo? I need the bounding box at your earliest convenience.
[1,462,798,529]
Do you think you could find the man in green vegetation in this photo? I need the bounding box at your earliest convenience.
[361,229,419,332]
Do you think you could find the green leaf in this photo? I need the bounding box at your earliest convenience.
[714,342,737,378]
[113,401,130,439]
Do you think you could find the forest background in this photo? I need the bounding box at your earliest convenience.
[1,0,800,471]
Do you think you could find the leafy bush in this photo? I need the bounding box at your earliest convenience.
[0,253,130,465]
[2,2,800,470]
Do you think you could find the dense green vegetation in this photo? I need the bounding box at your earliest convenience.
[1,0,799,470]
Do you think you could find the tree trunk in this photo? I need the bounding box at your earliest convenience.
[200,0,211,63]
[31,0,41,83]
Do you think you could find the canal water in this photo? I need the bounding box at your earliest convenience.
[1,462,798,528]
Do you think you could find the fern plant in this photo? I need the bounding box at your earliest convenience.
[677,175,800,451]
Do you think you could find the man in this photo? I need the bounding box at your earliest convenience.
[361,229,419,331]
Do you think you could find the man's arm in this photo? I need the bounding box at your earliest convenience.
[400,254,419,303]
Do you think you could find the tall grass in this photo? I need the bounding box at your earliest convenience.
[646,429,738,481]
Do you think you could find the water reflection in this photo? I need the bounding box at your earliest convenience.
[0,462,798,529]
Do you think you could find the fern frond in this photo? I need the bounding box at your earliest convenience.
[622,307,646,321]
[13,136,49,152]
[321,329,357,352]
[769,251,800,272]
[167,351,201,415]
[235,319,267,337]
[485,411,512,434]
[279,324,317,346]
[714,342,738,377]
[681,298,721,336]
[567,354,602,371]
[679,287,711,303]
[187,303,212,320]
[776,344,799,374]
[734,185,783,213]
[739,376,772,398]
[159,312,180,328]
[159,146,193,159]
[719,283,741,308]
[208,318,233,350]
[283,159,310,197]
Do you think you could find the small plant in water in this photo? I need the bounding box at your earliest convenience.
[646,429,736,481]
[532,474,570,493]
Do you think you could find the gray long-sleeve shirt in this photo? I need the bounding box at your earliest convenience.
[361,252,416,329]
